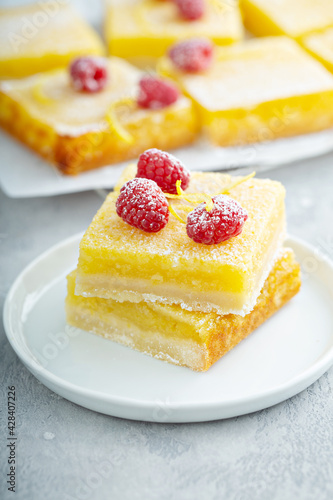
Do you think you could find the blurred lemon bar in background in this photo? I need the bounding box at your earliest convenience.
[159,36,333,146]
[104,0,243,66]
[0,2,105,79]
[301,28,333,73]
[0,57,198,174]
[241,0,333,40]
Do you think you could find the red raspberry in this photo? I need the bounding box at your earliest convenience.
[186,195,248,245]
[116,178,169,233]
[136,148,190,194]
[137,75,180,109]
[169,38,214,72]
[70,57,108,93]
[175,0,205,20]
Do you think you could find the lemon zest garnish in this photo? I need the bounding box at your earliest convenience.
[166,172,256,221]
[221,171,256,194]
[166,180,215,212]
[168,204,186,224]
[176,180,214,211]
[176,179,183,196]
[106,98,134,144]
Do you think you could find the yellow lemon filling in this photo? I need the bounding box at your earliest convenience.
[75,167,286,316]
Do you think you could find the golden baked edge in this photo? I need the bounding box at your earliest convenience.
[0,89,198,175]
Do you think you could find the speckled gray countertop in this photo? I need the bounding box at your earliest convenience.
[1,151,333,500]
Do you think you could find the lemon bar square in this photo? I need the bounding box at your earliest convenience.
[0,3,105,79]
[160,36,333,146]
[104,0,243,64]
[301,28,333,74]
[75,166,286,316]
[241,0,333,39]
[0,57,198,175]
[67,248,301,372]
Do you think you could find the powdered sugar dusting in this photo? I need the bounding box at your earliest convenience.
[169,37,214,72]
[80,170,285,278]
[116,178,169,233]
[186,194,248,245]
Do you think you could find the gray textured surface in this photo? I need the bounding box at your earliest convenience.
[1,153,333,500]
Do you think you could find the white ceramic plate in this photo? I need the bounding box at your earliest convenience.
[3,234,333,422]
[2,128,333,198]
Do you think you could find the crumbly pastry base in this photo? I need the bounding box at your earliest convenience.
[67,248,301,372]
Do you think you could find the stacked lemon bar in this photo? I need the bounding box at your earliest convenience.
[66,149,301,371]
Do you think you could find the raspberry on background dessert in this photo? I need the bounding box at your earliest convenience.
[175,0,206,21]
[137,75,180,109]
[70,57,108,93]
[169,38,214,72]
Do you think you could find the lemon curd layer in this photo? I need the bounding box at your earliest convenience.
[302,28,333,73]
[0,58,197,174]
[105,0,243,62]
[75,168,286,316]
[0,3,105,79]
[160,37,333,146]
[241,0,333,39]
[68,248,301,372]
